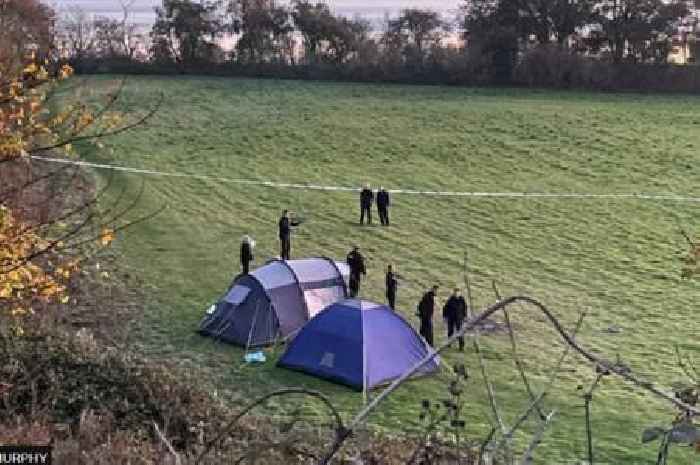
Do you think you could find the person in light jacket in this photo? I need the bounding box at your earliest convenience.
[240,235,255,275]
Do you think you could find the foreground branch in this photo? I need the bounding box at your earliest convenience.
[319,295,700,464]
[195,388,344,465]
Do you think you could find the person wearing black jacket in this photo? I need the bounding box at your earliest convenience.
[240,235,255,275]
[443,288,467,351]
[417,285,438,347]
[346,246,366,297]
[385,264,398,309]
[360,184,374,225]
[377,186,390,226]
[278,210,300,260]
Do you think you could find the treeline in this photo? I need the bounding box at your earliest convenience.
[59,0,700,92]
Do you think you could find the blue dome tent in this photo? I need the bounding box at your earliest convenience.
[199,258,349,347]
[278,299,440,392]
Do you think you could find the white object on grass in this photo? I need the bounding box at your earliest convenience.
[244,351,266,363]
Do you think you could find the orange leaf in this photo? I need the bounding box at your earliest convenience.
[99,228,115,246]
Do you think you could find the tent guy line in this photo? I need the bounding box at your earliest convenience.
[30,154,700,203]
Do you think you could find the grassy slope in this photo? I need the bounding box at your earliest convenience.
[78,76,699,464]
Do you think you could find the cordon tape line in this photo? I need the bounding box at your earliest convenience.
[29,155,700,203]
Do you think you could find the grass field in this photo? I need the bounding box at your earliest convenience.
[72,76,700,464]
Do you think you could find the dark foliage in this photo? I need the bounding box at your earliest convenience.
[59,0,700,93]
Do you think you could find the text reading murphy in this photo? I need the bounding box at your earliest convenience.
[0,446,51,465]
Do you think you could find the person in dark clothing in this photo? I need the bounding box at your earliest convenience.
[417,285,438,347]
[385,264,398,309]
[443,288,467,351]
[377,186,390,226]
[360,184,374,225]
[346,246,366,297]
[278,210,300,260]
[240,235,255,275]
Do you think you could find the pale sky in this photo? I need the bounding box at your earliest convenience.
[52,0,463,26]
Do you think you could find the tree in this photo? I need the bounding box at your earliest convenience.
[92,0,142,59]
[59,6,96,62]
[547,0,596,45]
[291,1,329,61]
[463,0,593,46]
[291,1,369,64]
[94,17,124,58]
[150,0,225,65]
[0,0,55,75]
[462,0,521,83]
[231,0,293,63]
[323,16,370,64]
[1,2,163,334]
[386,8,446,62]
[594,0,690,63]
[514,0,594,45]
[118,0,141,59]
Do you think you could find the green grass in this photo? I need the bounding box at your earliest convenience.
[76,76,699,464]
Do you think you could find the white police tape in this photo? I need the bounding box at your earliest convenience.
[30,155,700,203]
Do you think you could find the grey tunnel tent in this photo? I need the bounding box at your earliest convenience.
[199,258,350,347]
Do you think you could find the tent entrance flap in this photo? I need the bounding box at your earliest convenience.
[199,258,350,347]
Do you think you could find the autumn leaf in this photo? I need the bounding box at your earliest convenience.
[59,64,74,80]
[11,307,27,317]
[0,284,12,298]
[99,228,115,246]
[0,207,72,322]
[0,53,97,331]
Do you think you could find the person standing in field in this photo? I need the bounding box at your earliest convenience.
[443,288,467,351]
[346,246,366,297]
[360,184,374,225]
[377,186,391,226]
[278,210,300,260]
[240,235,255,275]
[418,285,438,347]
[385,264,398,310]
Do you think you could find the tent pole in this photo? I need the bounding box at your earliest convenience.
[245,301,261,356]
[362,302,369,404]
[464,251,474,319]
[214,321,232,344]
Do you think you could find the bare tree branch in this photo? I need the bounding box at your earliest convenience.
[477,426,496,465]
[679,228,694,247]
[464,256,506,445]
[518,410,557,465]
[29,92,164,153]
[195,388,345,465]
[153,421,182,465]
[493,281,545,420]
[318,295,700,464]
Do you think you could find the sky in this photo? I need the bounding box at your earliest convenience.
[52,1,464,28]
